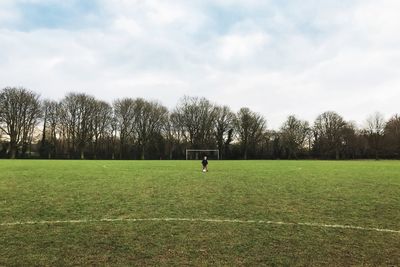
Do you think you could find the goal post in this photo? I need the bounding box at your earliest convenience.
[186,149,220,160]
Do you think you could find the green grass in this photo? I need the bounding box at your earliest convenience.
[0,160,399,266]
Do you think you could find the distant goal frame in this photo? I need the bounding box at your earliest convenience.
[185,149,220,160]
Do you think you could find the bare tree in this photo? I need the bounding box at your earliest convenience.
[173,96,217,148]
[92,100,113,159]
[0,87,42,159]
[40,100,60,159]
[163,112,177,160]
[214,105,235,159]
[6,86,400,160]
[341,121,359,159]
[59,96,76,158]
[383,114,400,157]
[313,111,347,159]
[132,98,168,159]
[110,114,119,160]
[164,111,188,159]
[364,112,385,159]
[60,93,96,159]
[280,115,310,159]
[235,107,266,160]
[113,98,136,159]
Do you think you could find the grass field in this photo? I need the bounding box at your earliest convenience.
[0,160,399,266]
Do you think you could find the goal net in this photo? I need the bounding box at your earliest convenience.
[186,149,220,160]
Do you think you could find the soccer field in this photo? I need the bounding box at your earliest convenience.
[0,160,399,266]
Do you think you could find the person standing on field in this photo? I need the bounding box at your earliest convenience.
[202,156,208,172]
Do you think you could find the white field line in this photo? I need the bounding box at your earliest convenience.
[0,217,399,234]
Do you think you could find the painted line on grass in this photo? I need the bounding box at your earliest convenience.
[1,217,399,234]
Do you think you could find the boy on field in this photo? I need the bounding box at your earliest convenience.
[202,156,208,172]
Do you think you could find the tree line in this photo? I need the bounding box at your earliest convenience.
[1,87,399,160]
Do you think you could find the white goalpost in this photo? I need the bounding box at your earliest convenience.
[186,149,220,160]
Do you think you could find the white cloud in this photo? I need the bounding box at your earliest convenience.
[353,0,400,40]
[217,32,270,61]
[211,0,271,9]
[0,1,19,25]
[102,0,208,32]
[112,17,143,36]
[1,0,400,129]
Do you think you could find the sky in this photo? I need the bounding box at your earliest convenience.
[0,0,400,129]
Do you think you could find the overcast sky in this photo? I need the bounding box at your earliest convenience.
[1,0,399,129]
